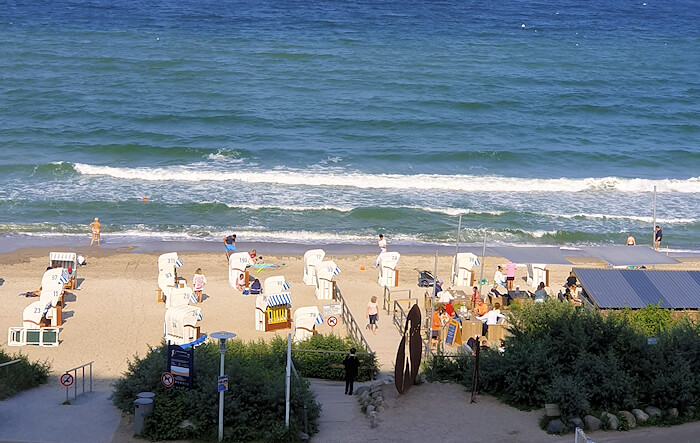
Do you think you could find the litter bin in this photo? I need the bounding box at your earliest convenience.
[134,398,154,435]
[137,391,156,400]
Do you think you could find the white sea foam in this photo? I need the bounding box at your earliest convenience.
[544,212,698,225]
[72,163,700,193]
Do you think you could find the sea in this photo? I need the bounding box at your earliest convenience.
[1,0,699,253]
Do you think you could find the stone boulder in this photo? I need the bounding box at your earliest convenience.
[547,419,566,434]
[619,411,636,429]
[584,415,602,431]
[365,405,375,414]
[601,412,619,430]
[355,386,369,396]
[645,406,662,417]
[568,417,584,430]
[632,409,649,422]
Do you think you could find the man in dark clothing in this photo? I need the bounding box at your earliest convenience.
[654,225,663,251]
[342,348,361,395]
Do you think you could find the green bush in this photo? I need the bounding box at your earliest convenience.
[292,334,378,381]
[0,348,51,400]
[112,340,320,442]
[421,301,700,429]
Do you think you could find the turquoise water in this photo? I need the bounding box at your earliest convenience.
[1,0,699,250]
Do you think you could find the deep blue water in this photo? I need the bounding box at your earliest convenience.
[1,0,699,250]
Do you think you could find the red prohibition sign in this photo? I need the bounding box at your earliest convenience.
[327,316,338,327]
[60,373,74,387]
[161,372,175,388]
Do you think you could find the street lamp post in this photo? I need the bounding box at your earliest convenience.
[210,331,237,442]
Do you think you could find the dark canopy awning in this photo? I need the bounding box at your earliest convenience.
[574,268,700,309]
[486,246,573,265]
[580,246,679,267]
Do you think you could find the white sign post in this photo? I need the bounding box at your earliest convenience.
[211,331,237,442]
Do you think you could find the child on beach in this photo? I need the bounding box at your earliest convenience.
[192,268,207,303]
[366,296,379,335]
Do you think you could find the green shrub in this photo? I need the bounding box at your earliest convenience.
[292,334,378,381]
[421,300,700,431]
[0,348,51,400]
[112,340,320,442]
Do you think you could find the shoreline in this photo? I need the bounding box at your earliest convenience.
[1,234,699,258]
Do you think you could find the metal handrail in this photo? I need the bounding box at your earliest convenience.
[383,286,412,314]
[0,359,21,369]
[64,361,94,403]
[391,298,417,332]
[1,359,22,377]
[333,285,373,354]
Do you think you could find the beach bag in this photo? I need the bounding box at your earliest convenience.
[250,280,262,295]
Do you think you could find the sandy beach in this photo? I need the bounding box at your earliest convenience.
[1,244,699,442]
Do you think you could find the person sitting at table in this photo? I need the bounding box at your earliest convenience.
[569,290,583,307]
[444,299,455,317]
[565,271,577,290]
[476,306,506,336]
[479,339,489,353]
[471,299,489,317]
[470,286,480,307]
[493,265,506,288]
[534,282,548,303]
[433,279,444,297]
[466,334,479,354]
[431,309,443,352]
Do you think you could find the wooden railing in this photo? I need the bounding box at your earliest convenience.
[333,285,373,354]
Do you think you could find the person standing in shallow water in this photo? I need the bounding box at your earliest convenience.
[342,348,361,395]
[626,233,636,246]
[89,217,101,246]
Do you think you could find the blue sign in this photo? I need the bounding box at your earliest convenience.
[218,375,228,392]
[167,345,194,389]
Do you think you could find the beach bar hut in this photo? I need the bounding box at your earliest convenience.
[228,252,253,289]
[49,252,77,290]
[451,252,478,287]
[293,306,324,342]
[255,293,292,331]
[315,260,340,300]
[164,305,202,345]
[303,249,326,286]
[264,276,290,294]
[377,252,400,287]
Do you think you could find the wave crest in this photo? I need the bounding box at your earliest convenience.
[72,163,700,193]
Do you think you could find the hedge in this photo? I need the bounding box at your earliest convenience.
[424,301,700,425]
[0,348,51,400]
[112,339,320,442]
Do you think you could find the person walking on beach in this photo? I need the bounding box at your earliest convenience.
[654,225,663,251]
[626,233,636,246]
[505,261,517,291]
[374,234,387,268]
[223,234,236,259]
[89,217,101,246]
[192,268,207,303]
[342,348,361,395]
[366,296,379,335]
